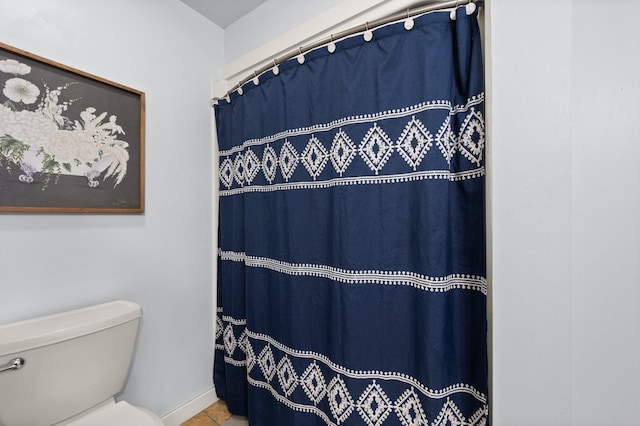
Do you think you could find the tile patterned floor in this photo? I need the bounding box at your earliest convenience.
[181,400,248,426]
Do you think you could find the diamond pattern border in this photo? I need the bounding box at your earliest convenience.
[300,361,327,404]
[458,108,484,167]
[218,326,488,426]
[262,145,278,183]
[279,140,299,182]
[220,108,485,191]
[396,116,433,171]
[359,123,394,175]
[330,129,357,177]
[327,375,355,424]
[301,135,329,180]
[357,381,393,426]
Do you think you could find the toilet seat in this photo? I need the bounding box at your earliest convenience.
[66,401,163,426]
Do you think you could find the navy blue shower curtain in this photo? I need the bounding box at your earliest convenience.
[214,7,487,425]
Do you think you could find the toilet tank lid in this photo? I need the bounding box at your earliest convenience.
[0,300,142,356]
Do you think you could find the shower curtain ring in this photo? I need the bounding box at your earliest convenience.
[327,33,337,53]
[451,0,461,20]
[404,7,415,30]
[363,21,373,41]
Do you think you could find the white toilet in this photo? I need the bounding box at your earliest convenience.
[0,300,164,426]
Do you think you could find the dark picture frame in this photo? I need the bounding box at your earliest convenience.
[0,42,145,213]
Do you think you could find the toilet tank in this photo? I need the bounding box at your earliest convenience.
[0,301,142,426]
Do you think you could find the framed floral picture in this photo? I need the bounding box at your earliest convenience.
[0,42,144,213]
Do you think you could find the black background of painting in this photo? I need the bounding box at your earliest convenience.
[0,45,142,210]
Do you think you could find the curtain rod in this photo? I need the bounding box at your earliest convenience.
[213,0,483,103]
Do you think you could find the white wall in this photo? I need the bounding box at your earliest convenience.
[224,0,343,63]
[0,0,223,418]
[489,0,574,423]
[569,1,640,424]
[490,0,640,424]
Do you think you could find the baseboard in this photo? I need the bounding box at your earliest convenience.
[161,388,218,426]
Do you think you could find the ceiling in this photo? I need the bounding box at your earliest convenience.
[180,0,268,28]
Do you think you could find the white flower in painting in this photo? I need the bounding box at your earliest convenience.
[3,77,40,104]
[5,110,58,148]
[74,138,99,163]
[47,130,82,163]
[0,59,31,75]
[0,71,131,188]
[0,104,13,135]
